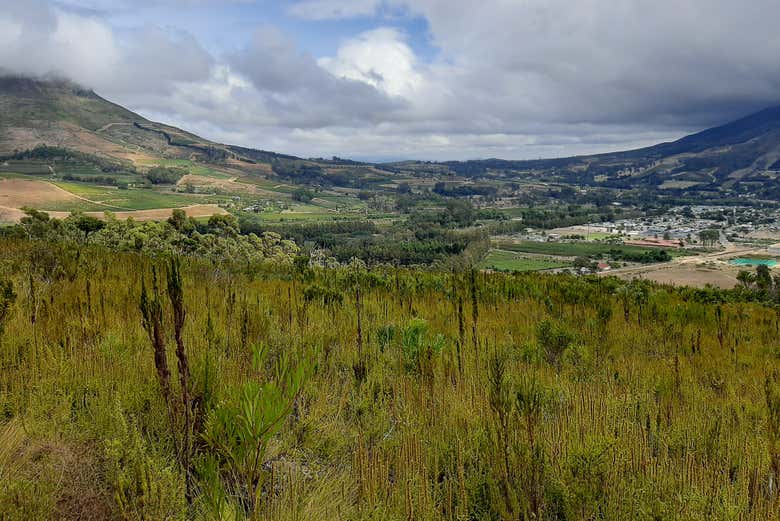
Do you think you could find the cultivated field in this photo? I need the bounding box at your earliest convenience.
[494,239,690,258]
[0,178,81,208]
[46,204,229,222]
[0,205,25,223]
[607,249,779,289]
[479,249,572,272]
[0,177,228,222]
[616,262,742,288]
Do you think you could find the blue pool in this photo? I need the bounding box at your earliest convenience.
[729,258,778,267]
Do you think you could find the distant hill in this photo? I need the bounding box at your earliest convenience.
[424,106,780,199]
[3,75,780,200]
[0,76,295,167]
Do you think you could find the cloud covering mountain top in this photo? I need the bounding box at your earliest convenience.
[3,0,780,160]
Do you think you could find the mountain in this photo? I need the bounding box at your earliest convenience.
[3,76,780,201]
[431,106,780,200]
[0,76,294,167]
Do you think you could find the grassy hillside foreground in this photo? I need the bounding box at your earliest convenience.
[1,239,780,519]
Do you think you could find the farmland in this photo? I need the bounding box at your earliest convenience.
[494,239,689,258]
[52,182,219,211]
[479,249,572,272]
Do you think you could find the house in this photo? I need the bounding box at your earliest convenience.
[597,262,611,272]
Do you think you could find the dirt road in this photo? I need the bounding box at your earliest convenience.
[603,244,765,288]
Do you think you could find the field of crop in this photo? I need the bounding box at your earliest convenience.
[0,160,52,175]
[1,239,780,520]
[479,249,572,272]
[257,204,348,222]
[51,181,219,211]
[495,239,689,258]
[0,178,96,211]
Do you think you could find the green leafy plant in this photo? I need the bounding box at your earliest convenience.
[401,318,445,374]
[201,343,308,518]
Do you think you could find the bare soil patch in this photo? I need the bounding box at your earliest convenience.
[0,178,80,207]
[0,205,25,223]
[178,174,280,197]
[615,263,740,289]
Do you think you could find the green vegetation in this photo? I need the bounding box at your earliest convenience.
[146,166,187,185]
[291,188,316,203]
[2,233,780,519]
[495,240,689,263]
[1,145,141,188]
[10,209,298,263]
[52,182,217,211]
[479,249,572,272]
[138,159,233,179]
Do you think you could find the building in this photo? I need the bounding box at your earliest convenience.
[768,243,780,256]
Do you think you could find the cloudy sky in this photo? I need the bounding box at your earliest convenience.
[2,0,780,161]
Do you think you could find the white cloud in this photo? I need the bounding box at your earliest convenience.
[0,1,119,84]
[5,0,780,160]
[318,28,423,98]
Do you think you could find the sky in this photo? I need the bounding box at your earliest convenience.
[2,0,780,161]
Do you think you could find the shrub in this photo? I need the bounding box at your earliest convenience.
[146,166,186,185]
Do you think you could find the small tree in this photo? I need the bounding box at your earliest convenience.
[737,270,756,290]
[756,264,772,291]
[139,258,196,505]
[291,188,314,203]
[168,208,195,234]
[73,214,105,242]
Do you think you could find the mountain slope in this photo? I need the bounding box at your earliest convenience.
[430,105,780,199]
[641,105,780,157]
[3,75,780,201]
[0,76,246,165]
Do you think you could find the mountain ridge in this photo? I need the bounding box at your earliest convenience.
[2,76,780,200]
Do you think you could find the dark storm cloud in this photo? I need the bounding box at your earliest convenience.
[391,0,780,130]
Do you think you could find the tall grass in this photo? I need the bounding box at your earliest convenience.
[0,238,779,519]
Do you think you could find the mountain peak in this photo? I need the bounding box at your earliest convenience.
[0,74,98,100]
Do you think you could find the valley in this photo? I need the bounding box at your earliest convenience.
[3,77,780,288]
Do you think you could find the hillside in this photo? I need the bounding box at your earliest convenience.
[0,76,256,165]
[5,75,780,203]
[0,77,376,224]
[424,106,780,200]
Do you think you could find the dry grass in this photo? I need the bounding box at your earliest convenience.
[620,264,741,288]
[0,178,80,208]
[1,239,779,519]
